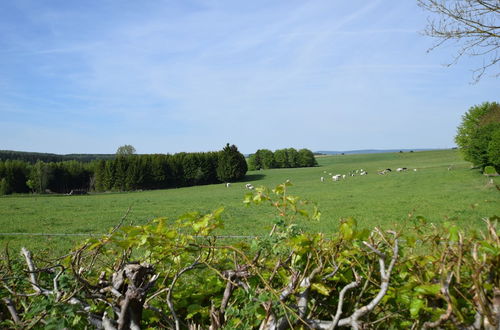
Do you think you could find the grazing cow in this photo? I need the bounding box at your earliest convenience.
[68,189,87,195]
[245,183,254,190]
[378,170,386,175]
[332,174,341,181]
[360,171,367,176]
[413,168,417,172]
[385,168,392,172]
[396,167,408,172]
[342,174,346,179]
[226,183,231,188]
[320,176,325,182]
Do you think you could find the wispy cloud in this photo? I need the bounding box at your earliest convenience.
[0,0,497,153]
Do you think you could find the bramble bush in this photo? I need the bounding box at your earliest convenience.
[0,182,499,329]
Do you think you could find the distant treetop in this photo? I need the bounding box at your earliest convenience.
[116,145,136,156]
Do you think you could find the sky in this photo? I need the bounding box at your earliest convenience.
[0,0,498,155]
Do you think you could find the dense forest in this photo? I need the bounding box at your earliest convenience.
[0,144,247,195]
[0,150,115,163]
[247,148,317,170]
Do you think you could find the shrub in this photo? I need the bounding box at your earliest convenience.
[1,183,498,329]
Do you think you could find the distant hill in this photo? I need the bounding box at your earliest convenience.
[0,150,115,163]
[315,148,445,155]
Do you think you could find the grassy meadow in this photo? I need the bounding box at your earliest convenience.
[0,149,498,255]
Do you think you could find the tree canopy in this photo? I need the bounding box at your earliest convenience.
[248,148,317,170]
[116,144,136,156]
[216,144,248,182]
[455,101,500,170]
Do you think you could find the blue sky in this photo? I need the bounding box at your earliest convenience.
[0,0,498,154]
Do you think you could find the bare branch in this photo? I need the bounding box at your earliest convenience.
[166,259,201,330]
[329,269,362,329]
[422,272,454,329]
[418,0,500,81]
[2,298,21,324]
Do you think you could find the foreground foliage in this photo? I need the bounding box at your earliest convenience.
[1,183,499,329]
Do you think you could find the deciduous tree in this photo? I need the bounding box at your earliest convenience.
[116,144,136,156]
[455,101,500,169]
[418,0,500,81]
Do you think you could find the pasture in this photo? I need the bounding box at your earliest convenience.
[0,149,498,255]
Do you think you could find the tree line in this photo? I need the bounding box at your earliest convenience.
[0,150,115,164]
[247,148,317,170]
[0,144,247,195]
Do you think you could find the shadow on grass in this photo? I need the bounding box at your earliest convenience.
[243,174,266,182]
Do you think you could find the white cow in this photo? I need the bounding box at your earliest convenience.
[226,182,231,188]
[320,176,325,182]
[332,174,341,181]
[245,183,254,190]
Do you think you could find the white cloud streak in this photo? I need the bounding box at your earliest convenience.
[0,0,497,154]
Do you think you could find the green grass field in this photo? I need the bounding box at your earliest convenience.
[0,149,498,255]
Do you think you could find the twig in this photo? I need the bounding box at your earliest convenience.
[329,269,362,329]
[422,272,454,329]
[2,298,21,324]
[166,259,201,330]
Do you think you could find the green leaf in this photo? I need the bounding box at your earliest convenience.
[311,283,331,296]
[449,225,459,242]
[410,298,425,318]
[414,284,441,295]
[479,242,500,256]
[186,304,202,319]
[71,315,82,326]
[339,218,357,240]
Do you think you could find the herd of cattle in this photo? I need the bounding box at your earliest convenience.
[320,167,416,182]
[227,166,418,190]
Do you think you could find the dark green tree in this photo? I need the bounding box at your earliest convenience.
[297,148,318,167]
[216,144,247,182]
[93,160,106,192]
[273,149,289,168]
[285,148,299,168]
[0,160,30,194]
[487,127,500,171]
[113,157,129,191]
[258,149,275,169]
[247,154,258,171]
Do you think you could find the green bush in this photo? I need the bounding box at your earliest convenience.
[455,102,500,169]
[1,183,498,329]
[483,165,498,176]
